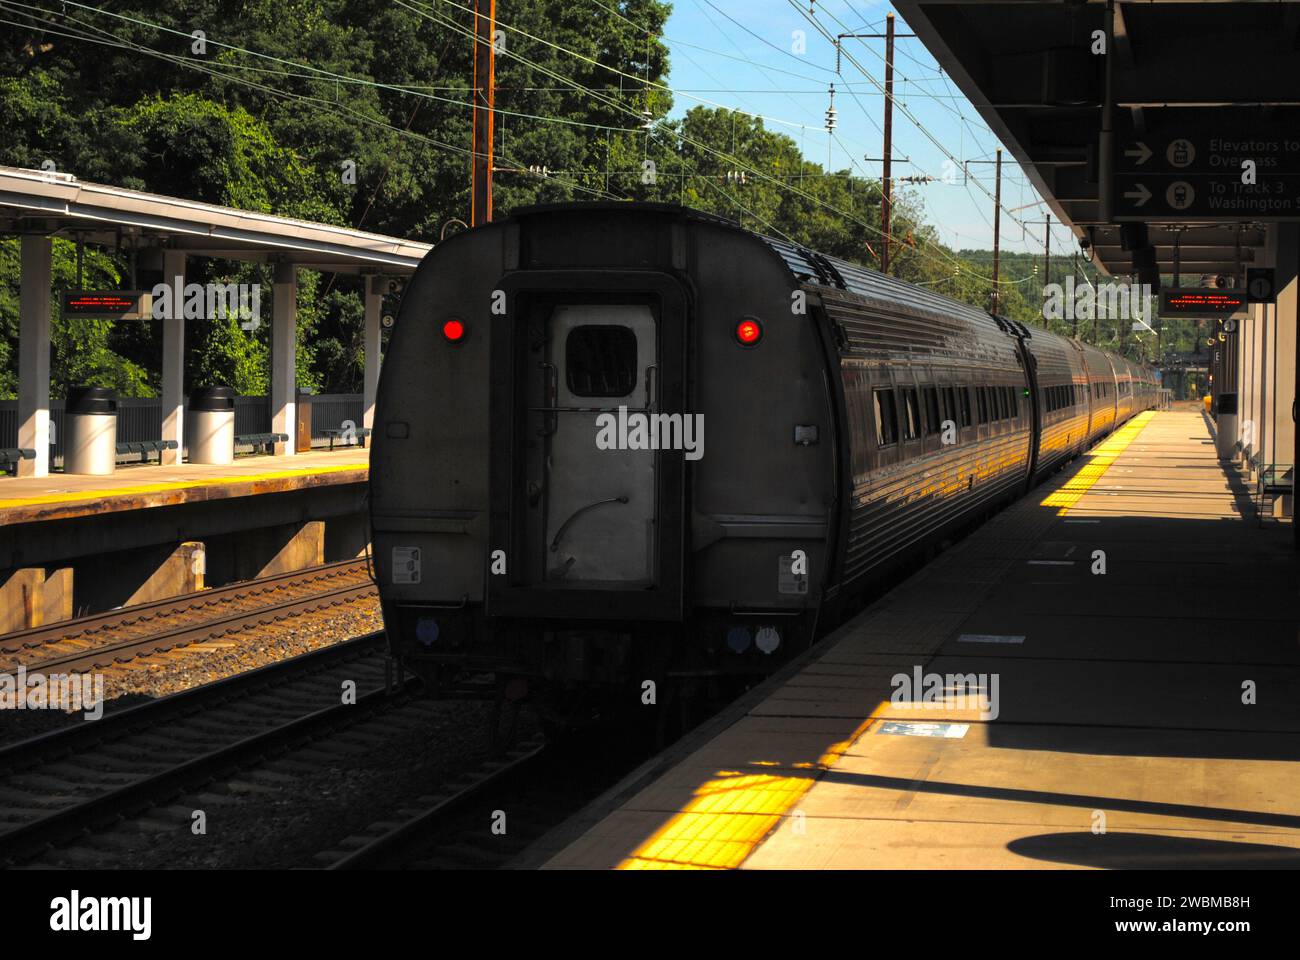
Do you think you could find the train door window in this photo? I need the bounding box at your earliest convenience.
[1005,387,1016,419]
[873,388,898,447]
[902,389,921,440]
[923,387,941,435]
[564,325,638,397]
[959,388,972,427]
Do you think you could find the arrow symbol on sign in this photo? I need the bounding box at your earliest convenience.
[1124,142,1152,165]
[1124,183,1152,207]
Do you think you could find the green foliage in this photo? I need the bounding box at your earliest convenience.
[0,238,152,399]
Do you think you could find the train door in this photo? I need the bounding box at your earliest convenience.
[487,273,688,623]
[1016,339,1042,488]
[542,304,656,584]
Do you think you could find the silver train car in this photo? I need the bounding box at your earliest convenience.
[369,203,1156,722]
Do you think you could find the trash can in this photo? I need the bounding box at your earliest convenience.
[188,386,236,465]
[64,386,117,475]
[1215,392,1238,460]
[295,389,313,453]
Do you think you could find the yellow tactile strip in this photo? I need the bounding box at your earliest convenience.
[0,462,366,511]
[1039,412,1154,513]
[617,708,887,870]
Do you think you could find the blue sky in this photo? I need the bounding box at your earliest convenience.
[657,0,1074,257]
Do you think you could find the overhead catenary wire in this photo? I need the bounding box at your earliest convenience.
[411,0,1022,284]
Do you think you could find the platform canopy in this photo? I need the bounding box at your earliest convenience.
[0,165,431,273]
[1,165,434,476]
[894,0,1300,278]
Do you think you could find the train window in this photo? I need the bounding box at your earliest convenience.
[943,387,958,429]
[873,389,898,447]
[959,388,972,427]
[993,387,1005,420]
[976,387,988,424]
[1005,387,1017,418]
[565,325,638,397]
[902,389,921,440]
[923,388,941,435]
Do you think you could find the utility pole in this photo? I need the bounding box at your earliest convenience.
[1043,213,1051,290]
[837,17,914,275]
[991,148,1002,314]
[470,0,496,227]
[881,13,895,274]
[1070,251,1080,340]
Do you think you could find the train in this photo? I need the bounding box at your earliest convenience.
[368,202,1157,727]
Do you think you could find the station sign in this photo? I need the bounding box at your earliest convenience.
[1158,287,1247,319]
[1246,267,1276,303]
[1112,112,1300,221]
[62,290,152,319]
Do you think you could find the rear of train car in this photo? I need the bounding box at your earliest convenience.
[368,203,1155,717]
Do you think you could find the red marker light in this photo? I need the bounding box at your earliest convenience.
[442,318,465,342]
[735,318,762,346]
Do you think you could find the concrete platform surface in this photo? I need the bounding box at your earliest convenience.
[541,411,1300,869]
[0,447,369,524]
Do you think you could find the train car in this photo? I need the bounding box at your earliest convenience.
[369,203,1155,726]
[1078,341,1119,443]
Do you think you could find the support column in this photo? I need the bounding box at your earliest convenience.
[1272,224,1298,531]
[160,250,186,465]
[363,276,383,431]
[271,262,298,455]
[17,235,52,478]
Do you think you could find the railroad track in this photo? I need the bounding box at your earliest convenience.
[0,559,377,675]
[0,631,409,865]
[314,731,651,870]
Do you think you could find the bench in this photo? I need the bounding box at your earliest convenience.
[235,432,289,455]
[0,447,35,476]
[115,439,179,464]
[320,426,372,450]
[1258,464,1293,520]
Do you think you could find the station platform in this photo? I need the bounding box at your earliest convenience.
[0,447,369,526]
[539,410,1300,869]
